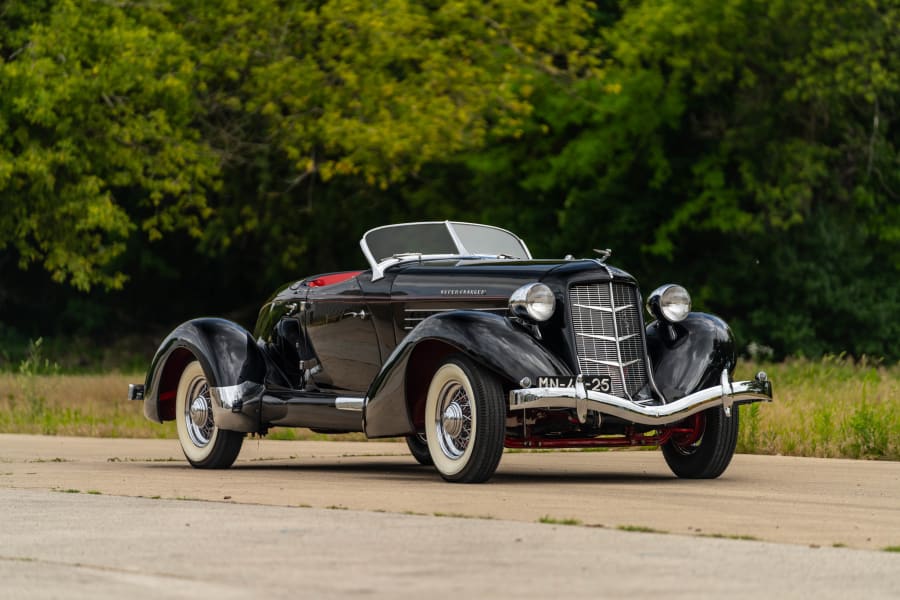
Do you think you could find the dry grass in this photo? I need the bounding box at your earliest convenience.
[0,373,173,438]
[736,356,900,460]
[0,372,365,441]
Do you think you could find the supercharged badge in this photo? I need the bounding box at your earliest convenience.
[537,375,612,393]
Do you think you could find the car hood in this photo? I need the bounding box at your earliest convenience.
[389,258,637,300]
[394,258,633,279]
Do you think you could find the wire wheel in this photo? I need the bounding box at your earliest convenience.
[175,361,244,469]
[183,376,214,448]
[425,355,505,483]
[435,378,474,460]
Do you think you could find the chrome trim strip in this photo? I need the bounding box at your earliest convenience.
[404,307,507,313]
[592,260,613,278]
[580,357,642,368]
[403,307,508,330]
[336,397,365,411]
[509,371,773,426]
[573,303,631,313]
[635,286,667,403]
[607,280,629,400]
[575,332,639,343]
[209,381,265,411]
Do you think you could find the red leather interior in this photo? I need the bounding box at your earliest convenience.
[307,271,363,288]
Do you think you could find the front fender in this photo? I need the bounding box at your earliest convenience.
[645,312,737,401]
[363,311,571,438]
[142,318,266,432]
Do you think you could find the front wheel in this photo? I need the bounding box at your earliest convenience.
[425,355,506,483]
[175,360,244,469]
[661,406,739,479]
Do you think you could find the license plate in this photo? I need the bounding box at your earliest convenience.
[536,375,612,393]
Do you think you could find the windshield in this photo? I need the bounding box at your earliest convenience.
[452,223,529,258]
[360,221,531,279]
[364,223,457,262]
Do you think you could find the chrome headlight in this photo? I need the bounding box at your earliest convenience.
[509,283,556,322]
[647,284,691,323]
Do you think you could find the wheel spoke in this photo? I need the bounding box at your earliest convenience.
[436,379,474,459]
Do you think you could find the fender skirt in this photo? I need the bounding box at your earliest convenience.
[142,318,266,432]
[363,311,571,438]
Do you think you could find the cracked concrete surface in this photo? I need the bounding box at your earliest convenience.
[1,435,899,598]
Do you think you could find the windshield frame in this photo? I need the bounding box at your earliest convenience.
[359,221,532,281]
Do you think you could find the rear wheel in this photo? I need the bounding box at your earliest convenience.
[662,406,739,479]
[175,361,244,469]
[405,434,433,466]
[425,355,505,483]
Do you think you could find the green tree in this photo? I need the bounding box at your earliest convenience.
[180,0,600,280]
[0,0,600,291]
[0,0,217,290]
[445,0,900,358]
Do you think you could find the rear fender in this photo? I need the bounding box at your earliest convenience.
[142,318,266,432]
[363,311,571,438]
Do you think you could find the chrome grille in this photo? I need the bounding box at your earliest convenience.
[569,282,648,399]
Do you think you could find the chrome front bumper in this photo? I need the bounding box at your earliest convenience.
[508,370,772,425]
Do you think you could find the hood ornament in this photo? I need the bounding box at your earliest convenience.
[593,248,612,263]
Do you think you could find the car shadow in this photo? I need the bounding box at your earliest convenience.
[144,459,676,484]
[489,471,675,485]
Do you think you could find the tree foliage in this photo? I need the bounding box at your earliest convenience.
[0,0,217,290]
[182,0,599,279]
[0,0,898,362]
[450,0,900,358]
[0,0,598,290]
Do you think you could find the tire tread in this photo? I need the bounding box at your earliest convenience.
[661,406,739,479]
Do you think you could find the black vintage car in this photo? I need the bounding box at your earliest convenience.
[129,221,773,483]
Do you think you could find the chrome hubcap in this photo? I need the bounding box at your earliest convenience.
[435,382,472,460]
[190,397,209,427]
[441,403,464,438]
[184,378,214,448]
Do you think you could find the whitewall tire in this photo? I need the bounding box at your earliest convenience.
[175,360,243,468]
[425,356,505,483]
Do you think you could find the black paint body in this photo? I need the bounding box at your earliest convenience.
[142,258,738,439]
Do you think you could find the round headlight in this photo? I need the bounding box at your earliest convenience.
[648,284,691,323]
[509,283,556,322]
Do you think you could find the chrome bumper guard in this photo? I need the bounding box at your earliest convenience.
[508,370,772,425]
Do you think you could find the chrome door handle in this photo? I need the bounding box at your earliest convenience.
[344,309,368,320]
